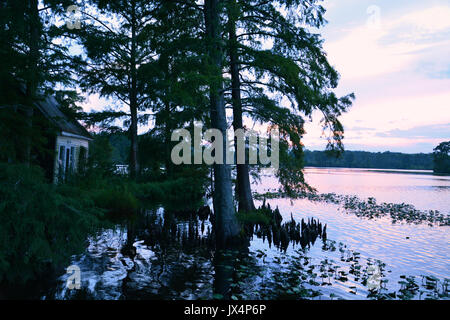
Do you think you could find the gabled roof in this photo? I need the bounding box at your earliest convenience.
[6,81,93,140]
[35,95,92,140]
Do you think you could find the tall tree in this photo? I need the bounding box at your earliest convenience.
[224,0,354,201]
[23,0,40,164]
[0,0,84,165]
[75,0,156,179]
[226,0,256,212]
[204,0,240,247]
[141,0,210,178]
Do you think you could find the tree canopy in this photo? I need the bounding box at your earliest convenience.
[1,0,354,247]
[433,141,450,174]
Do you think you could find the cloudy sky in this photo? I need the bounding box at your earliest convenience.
[301,0,450,153]
[81,0,449,154]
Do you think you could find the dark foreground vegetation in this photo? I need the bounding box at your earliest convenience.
[0,161,207,290]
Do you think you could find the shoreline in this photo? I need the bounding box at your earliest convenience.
[304,167,450,176]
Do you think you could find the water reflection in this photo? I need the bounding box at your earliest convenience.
[295,168,450,213]
[47,168,450,300]
[49,201,448,301]
[51,202,333,300]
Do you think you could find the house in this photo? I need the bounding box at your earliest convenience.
[34,95,93,182]
[1,78,93,181]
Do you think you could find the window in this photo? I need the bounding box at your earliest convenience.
[78,146,87,173]
[59,145,65,163]
[70,146,75,171]
[65,147,71,174]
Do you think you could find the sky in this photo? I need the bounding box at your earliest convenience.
[301,0,450,153]
[80,0,450,154]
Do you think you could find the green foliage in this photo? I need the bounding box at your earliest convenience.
[0,163,105,285]
[88,133,115,172]
[110,133,131,165]
[133,176,207,211]
[0,0,86,167]
[223,0,354,196]
[1,0,82,90]
[276,139,315,196]
[91,187,139,220]
[0,99,29,162]
[63,133,117,190]
[433,141,450,174]
[138,130,165,180]
[0,159,208,285]
[0,152,209,293]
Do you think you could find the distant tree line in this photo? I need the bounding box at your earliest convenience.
[303,150,433,170]
[106,136,450,173]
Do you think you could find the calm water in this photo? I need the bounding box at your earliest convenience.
[305,167,450,213]
[48,168,449,300]
[252,168,450,297]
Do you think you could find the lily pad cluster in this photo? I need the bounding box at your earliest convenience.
[255,191,450,226]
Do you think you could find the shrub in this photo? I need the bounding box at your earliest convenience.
[0,163,104,285]
[134,178,205,210]
[91,186,139,219]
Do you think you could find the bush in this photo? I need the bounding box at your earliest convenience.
[133,177,205,210]
[0,159,209,286]
[92,186,139,219]
[0,163,105,285]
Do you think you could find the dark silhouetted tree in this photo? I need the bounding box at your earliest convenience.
[433,141,450,174]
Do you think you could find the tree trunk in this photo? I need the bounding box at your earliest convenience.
[24,0,40,165]
[204,0,240,248]
[129,98,139,179]
[164,102,173,178]
[129,1,140,179]
[227,0,255,213]
[213,250,234,299]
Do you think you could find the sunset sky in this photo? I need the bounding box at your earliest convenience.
[302,0,450,153]
[81,0,450,154]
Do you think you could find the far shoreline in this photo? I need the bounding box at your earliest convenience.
[304,166,450,176]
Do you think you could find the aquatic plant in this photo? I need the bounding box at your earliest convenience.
[254,191,450,226]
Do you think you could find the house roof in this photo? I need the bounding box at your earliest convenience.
[35,95,93,140]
